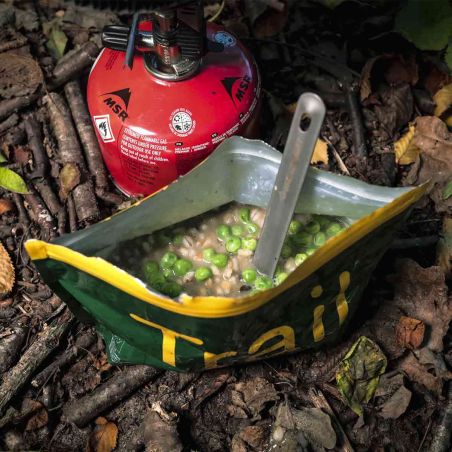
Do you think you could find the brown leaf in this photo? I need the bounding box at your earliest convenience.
[374,83,413,137]
[59,163,81,199]
[248,0,288,38]
[360,54,418,101]
[399,353,443,393]
[433,83,452,126]
[395,316,425,350]
[25,406,48,431]
[0,199,14,215]
[436,217,452,276]
[13,146,31,166]
[234,377,278,418]
[422,61,452,96]
[0,53,43,99]
[86,417,118,452]
[238,425,268,450]
[0,241,14,294]
[394,123,420,165]
[406,116,452,213]
[378,385,412,419]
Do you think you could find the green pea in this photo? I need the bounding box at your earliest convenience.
[242,268,257,284]
[295,253,308,266]
[254,275,274,291]
[203,248,216,263]
[143,260,159,279]
[173,259,193,276]
[313,232,326,247]
[162,281,182,298]
[292,232,313,248]
[172,234,184,246]
[239,207,251,223]
[195,266,213,282]
[305,221,321,234]
[242,237,257,251]
[162,267,173,279]
[281,243,293,259]
[275,272,288,285]
[306,247,316,256]
[160,252,177,269]
[226,236,242,253]
[147,273,166,291]
[325,222,344,237]
[212,253,228,269]
[216,224,231,241]
[288,219,301,235]
[231,224,244,237]
[245,222,259,236]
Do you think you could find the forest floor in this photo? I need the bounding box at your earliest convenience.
[0,1,450,451]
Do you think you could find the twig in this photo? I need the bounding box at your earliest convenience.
[307,387,355,452]
[0,35,28,53]
[12,193,30,227]
[0,325,28,373]
[323,136,350,175]
[66,195,78,232]
[23,114,48,179]
[0,399,42,430]
[0,94,38,122]
[62,365,161,426]
[343,81,367,157]
[0,309,73,416]
[48,41,100,90]
[44,92,100,224]
[429,382,452,452]
[31,330,97,388]
[64,80,122,205]
[0,114,19,135]
[23,189,57,241]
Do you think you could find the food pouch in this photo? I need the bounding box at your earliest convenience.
[25,137,426,371]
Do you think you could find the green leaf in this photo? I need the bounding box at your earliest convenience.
[394,0,452,51]
[0,153,8,163]
[443,181,452,200]
[0,167,29,193]
[336,336,387,415]
[43,20,67,60]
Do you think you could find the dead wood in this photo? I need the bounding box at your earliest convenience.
[0,309,73,417]
[12,193,30,227]
[48,41,100,90]
[23,190,57,241]
[62,365,161,426]
[0,325,28,373]
[0,94,38,122]
[64,80,122,204]
[0,113,19,135]
[44,92,99,224]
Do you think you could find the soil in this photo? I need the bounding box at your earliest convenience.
[0,1,450,451]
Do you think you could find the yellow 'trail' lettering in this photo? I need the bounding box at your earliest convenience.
[336,271,350,325]
[204,351,238,369]
[248,326,295,358]
[130,313,203,367]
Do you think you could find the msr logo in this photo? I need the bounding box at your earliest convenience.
[101,88,131,122]
[221,76,251,106]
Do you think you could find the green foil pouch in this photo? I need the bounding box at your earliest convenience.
[25,137,425,372]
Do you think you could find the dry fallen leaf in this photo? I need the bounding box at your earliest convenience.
[86,417,118,452]
[25,404,48,431]
[406,116,452,213]
[436,217,452,276]
[311,139,329,164]
[234,377,278,418]
[246,0,288,38]
[0,199,14,215]
[0,241,14,294]
[433,83,452,126]
[378,385,412,419]
[394,123,420,165]
[59,163,81,199]
[395,316,425,350]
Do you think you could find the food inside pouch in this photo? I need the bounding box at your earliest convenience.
[109,203,349,298]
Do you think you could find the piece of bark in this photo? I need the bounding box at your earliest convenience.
[0,325,28,373]
[0,309,73,416]
[0,399,42,430]
[44,92,99,224]
[0,94,38,122]
[48,41,100,89]
[67,195,78,232]
[31,330,97,388]
[62,365,161,426]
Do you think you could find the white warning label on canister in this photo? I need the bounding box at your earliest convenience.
[94,114,114,142]
[169,108,196,137]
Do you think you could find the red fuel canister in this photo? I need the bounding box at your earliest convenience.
[87,1,261,197]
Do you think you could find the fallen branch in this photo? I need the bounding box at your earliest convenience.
[0,324,28,373]
[0,34,27,53]
[343,82,367,157]
[31,329,97,388]
[49,41,100,90]
[44,92,100,224]
[0,309,73,416]
[23,189,57,241]
[12,193,30,227]
[0,94,38,122]
[0,113,19,135]
[64,80,122,204]
[62,365,161,426]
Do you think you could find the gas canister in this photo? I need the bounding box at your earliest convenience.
[87,1,261,197]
